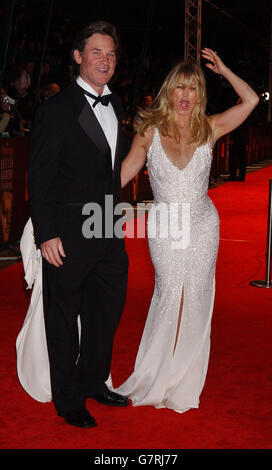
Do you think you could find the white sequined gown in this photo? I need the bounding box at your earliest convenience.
[117,128,219,413]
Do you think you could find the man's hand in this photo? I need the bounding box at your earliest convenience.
[41,237,66,267]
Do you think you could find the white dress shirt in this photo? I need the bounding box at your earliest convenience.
[76,76,118,169]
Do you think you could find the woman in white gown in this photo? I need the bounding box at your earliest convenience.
[116,49,259,412]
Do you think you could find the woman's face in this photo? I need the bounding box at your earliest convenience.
[172,74,199,118]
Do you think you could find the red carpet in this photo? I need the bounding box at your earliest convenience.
[0,166,272,452]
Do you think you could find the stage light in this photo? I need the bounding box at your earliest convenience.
[261,92,269,101]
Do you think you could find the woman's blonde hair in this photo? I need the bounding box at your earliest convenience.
[134,61,212,146]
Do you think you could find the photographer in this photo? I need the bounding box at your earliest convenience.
[0,93,12,134]
[0,88,21,136]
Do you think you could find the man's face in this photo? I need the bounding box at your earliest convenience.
[74,33,117,94]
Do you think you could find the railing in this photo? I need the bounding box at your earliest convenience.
[211,121,272,181]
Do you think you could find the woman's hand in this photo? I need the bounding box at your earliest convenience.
[201,48,228,75]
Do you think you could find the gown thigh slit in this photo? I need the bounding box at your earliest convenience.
[173,287,184,355]
[116,128,219,413]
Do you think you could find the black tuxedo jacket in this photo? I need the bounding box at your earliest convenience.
[28,82,130,252]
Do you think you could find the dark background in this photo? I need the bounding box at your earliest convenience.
[0,0,271,118]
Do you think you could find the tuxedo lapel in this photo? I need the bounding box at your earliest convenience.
[70,82,123,177]
[78,101,111,158]
[70,82,111,160]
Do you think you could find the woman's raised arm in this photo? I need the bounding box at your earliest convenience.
[202,48,259,143]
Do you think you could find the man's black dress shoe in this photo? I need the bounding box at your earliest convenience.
[59,407,97,428]
[90,389,130,407]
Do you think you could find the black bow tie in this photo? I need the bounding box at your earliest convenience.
[82,89,112,108]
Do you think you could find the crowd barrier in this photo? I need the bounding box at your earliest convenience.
[250,178,272,289]
[211,121,272,181]
[0,121,271,246]
[0,137,29,246]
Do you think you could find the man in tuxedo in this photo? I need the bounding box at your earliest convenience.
[28,21,130,428]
